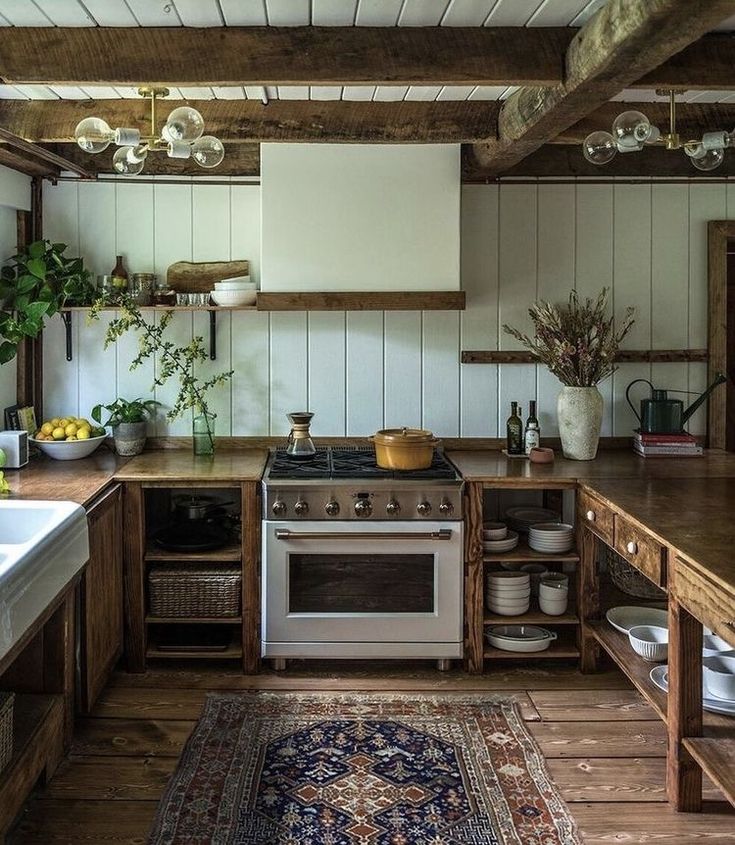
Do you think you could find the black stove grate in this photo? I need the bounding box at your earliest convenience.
[266,446,458,481]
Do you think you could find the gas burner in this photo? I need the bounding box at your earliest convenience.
[267,447,331,480]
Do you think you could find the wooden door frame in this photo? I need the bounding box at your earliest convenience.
[707,221,734,450]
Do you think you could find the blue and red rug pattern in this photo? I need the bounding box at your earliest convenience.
[148,692,581,845]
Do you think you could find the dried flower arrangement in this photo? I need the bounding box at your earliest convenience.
[503,288,634,387]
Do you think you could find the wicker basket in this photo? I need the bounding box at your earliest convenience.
[148,564,241,618]
[605,546,666,600]
[0,692,14,774]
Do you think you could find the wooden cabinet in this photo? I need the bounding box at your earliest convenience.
[613,513,667,588]
[577,490,614,545]
[78,484,123,713]
[671,556,735,647]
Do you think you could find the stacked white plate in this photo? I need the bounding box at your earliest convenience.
[482,529,519,554]
[505,506,560,534]
[486,624,557,653]
[210,276,257,306]
[485,571,530,616]
[528,522,574,553]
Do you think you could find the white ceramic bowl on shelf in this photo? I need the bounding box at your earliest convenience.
[486,571,529,589]
[483,522,507,540]
[540,593,569,616]
[214,280,256,291]
[702,634,734,657]
[210,289,257,307]
[606,606,668,635]
[628,624,669,662]
[486,584,531,599]
[703,655,735,700]
[485,625,557,653]
[29,434,106,461]
[219,275,251,285]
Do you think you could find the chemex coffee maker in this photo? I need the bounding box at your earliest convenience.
[626,372,726,434]
[286,411,316,459]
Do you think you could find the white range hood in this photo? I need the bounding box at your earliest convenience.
[260,143,461,292]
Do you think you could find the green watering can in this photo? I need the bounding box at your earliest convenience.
[626,372,727,434]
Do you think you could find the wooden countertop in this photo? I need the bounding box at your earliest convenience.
[114,448,269,482]
[447,448,735,484]
[3,449,128,507]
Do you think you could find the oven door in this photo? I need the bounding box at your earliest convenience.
[262,520,463,657]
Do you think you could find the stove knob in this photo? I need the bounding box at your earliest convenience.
[354,499,373,518]
[386,499,401,516]
[272,500,287,517]
[325,500,340,517]
[438,500,454,517]
[294,500,309,517]
[417,501,432,517]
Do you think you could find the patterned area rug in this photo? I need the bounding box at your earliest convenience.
[148,692,581,845]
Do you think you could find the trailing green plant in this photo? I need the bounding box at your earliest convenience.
[503,288,635,387]
[92,397,161,429]
[0,240,95,364]
[89,295,233,452]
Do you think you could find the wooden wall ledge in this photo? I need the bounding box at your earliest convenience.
[461,349,708,364]
[257,291,465,311]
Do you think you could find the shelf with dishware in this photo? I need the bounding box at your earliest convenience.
[483,543,579,564]
[483,627,580,660]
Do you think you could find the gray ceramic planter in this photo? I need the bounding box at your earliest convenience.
[112,421,147,456]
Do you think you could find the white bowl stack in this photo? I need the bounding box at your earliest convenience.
[528,522,574,554]
[485,571,530,616]
[210,276,257,307]
[482,523,519,554]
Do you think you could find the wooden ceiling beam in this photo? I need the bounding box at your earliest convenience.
[0,146,59,179]
[0,26,572,88]
[0,127,91,177]
[472,0,735,175]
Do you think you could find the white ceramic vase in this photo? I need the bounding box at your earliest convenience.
[557,386,603,461]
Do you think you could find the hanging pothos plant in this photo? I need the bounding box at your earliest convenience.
[0,240,95,364]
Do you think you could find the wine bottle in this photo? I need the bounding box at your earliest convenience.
[110,254,128,291]
[506,401,523,455]
[524,399,541,455]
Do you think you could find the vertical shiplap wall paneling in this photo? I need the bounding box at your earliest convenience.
[422,310,460,435]
[78,181,117,421]
[42,181,79,419]
[576,184,614,434]
[651,184,690,420]
[192,180,233,435]
[612,183,652,436]
[384,312,422,430]
[309,311,347,435]
[151,177,192,435]
[459,186,498,436]
[498,184,537,431]
[346,312,384,435]
[537,184,575,436]
[270,312,308,435]
[0,206,19,411]
[230,184,269,435]
[688,184,726,435]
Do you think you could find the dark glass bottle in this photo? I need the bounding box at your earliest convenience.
[524,399,541,455]
[506,401,523,454]
[110,255,128,291]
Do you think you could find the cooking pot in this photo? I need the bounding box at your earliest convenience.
[371,427,439,470]
[173,495,233,521]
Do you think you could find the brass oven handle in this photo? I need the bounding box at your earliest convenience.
[274,529,453,541]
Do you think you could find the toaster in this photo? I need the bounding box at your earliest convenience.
[0,430,29,468]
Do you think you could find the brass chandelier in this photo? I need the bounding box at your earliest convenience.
[73,86,225,175]
[582,89,730,172]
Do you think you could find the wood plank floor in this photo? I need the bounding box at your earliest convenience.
[8,660,735,844]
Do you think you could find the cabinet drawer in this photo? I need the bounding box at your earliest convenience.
[578,490,614,545]
[613,514,667,588]
[672,559,735,648]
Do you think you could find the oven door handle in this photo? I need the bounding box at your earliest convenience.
[274,529,454,541]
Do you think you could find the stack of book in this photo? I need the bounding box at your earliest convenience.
[633,431,703,458]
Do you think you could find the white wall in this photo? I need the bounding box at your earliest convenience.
[0,165,32,415]
[41,177,726,439]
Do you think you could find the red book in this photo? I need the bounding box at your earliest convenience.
[634,431,697,444]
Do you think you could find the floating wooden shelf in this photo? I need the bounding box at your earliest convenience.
[144,541,242,563]
[483,605,578,626]
[482,543,579,563]
[462,349,709,364]
[483,640,580,660]
[256,291,466,311]
[61,305,256,312]
[146,643,243,660]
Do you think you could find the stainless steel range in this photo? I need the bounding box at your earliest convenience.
[261,447,464,665]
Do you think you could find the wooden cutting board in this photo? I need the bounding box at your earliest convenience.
[166,260,249,293]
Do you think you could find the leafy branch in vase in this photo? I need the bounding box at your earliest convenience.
[89,296,233,452]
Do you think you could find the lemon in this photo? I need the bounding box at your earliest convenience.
[77,427,91,440]
[52,427,66,441]
[66,435,77,441]
[41,422,54,436]
[50,417,60,427]
[76,418,90,428]
[65,423,78,437]
[58,418,70,428]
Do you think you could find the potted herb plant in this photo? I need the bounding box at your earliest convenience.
[92,397,160,456]
[0,240,95,364]
[504,289,634,460]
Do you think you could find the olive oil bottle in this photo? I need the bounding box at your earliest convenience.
[524,400,541,455]
[506,402,523,455]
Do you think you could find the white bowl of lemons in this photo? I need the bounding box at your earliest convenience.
[30,416,107,461]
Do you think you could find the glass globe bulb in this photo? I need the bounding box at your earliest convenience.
[74,116,113,153]
[112,145,147,176]
[690,148,724,172]
[191,135,225,169]
[582,130,617,165]
[611,110,651,151]
[165,106,204,142]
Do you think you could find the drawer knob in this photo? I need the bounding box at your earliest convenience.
[626,541,638,555]
[586,510,596,522]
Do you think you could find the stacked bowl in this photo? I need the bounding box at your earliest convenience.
[528,522,574,554]
[485,571,530,616]
[210,276,257,307]
[482,522,519,554]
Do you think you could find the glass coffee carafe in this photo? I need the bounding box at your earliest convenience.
[286,412,316,459]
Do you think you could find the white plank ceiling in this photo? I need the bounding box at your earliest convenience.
[0,0,732,103]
